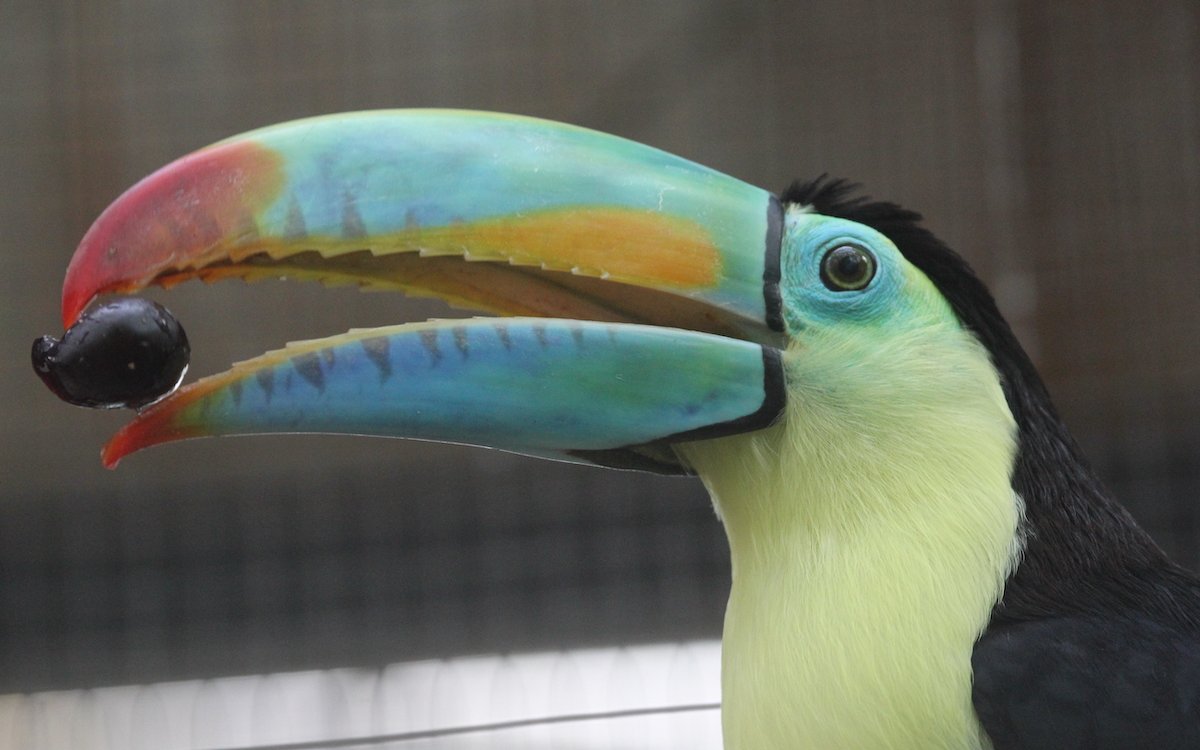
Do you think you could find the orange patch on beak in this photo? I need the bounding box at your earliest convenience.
[401,208,722,289]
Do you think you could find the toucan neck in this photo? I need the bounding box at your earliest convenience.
[677,337,1024,749]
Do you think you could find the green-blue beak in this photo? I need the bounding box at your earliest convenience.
[63,111,786,471]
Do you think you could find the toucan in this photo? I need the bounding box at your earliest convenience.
[45,111,1200,748]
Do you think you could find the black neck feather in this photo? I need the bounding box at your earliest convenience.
[781,176,1199,628]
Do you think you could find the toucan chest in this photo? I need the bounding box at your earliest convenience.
[680,374,1023,748]
[720,524,1005,750]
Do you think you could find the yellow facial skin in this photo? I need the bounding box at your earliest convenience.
[678,211,1023,749]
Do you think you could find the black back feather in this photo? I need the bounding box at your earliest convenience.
[781,176,1200,631]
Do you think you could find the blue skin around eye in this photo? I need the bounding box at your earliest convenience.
[779,214,905,332]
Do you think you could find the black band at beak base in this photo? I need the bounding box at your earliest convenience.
[764,195,785,334]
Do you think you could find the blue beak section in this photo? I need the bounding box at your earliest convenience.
[104,319,784,472]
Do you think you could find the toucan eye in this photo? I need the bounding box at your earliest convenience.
[820,244,877,291]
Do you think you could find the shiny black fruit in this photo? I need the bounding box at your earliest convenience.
[33,297,190,409]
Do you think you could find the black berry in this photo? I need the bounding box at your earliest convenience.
[33,297,190,409]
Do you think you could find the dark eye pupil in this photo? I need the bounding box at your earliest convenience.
[834,252,864,278]
[821,245,876,291]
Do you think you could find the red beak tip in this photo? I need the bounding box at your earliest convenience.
[101,442,124,469]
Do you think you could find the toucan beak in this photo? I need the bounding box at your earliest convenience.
[61,111,786,470]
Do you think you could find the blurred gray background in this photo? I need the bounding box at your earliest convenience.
[2,1,1198,694]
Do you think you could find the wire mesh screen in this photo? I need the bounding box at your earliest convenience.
[1,459,728,692]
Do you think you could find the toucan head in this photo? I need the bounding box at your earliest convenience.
[56,111,1019,495]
